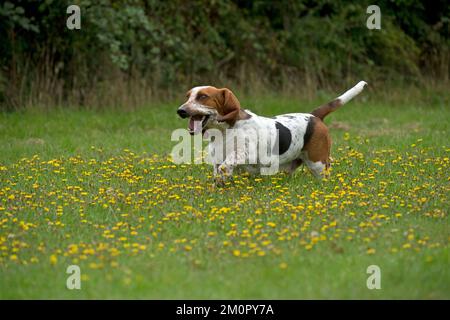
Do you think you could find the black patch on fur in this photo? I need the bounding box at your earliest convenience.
[281,115,296,119]
[302,116,316,149]
[274,122,292,155]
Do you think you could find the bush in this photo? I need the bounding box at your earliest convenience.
[0,0,448,109]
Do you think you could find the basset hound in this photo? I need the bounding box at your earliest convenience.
[177,81,367,184]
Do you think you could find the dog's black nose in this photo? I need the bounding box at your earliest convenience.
[177,108,189,118]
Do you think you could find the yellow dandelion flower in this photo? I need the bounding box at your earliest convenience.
[50,254,58,265]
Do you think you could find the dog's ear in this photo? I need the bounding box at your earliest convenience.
[217,88,241,125]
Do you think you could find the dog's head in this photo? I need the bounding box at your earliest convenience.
[177,86,244,135]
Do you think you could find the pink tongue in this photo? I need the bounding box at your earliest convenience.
[189,118,203,134]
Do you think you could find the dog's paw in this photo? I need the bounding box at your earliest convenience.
[218,164,232,176]
[214,176,226,188]
[213,164,233,187]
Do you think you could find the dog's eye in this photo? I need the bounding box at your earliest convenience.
[197,94,208,100]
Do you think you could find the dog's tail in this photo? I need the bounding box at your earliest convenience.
[310,81,367,120]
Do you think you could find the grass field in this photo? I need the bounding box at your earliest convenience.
[0,94,449,299]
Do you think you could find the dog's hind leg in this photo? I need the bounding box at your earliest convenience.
[288,158,303,174]
[304,159,329,179]
[301,119,332,179]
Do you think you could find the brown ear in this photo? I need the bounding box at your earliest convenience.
[217,88,241,125]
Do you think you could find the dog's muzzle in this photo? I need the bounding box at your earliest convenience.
[177,105,210,135]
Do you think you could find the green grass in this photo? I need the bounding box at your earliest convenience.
[0,95,449,299]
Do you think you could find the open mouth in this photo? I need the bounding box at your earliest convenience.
[188,115,210,135]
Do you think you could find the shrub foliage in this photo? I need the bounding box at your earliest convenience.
[0,0,448,109]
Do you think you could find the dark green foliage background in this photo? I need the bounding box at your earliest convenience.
[0,0,448,109]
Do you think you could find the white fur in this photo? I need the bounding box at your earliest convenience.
[208,111,314,181]
[303,158,327,178]
[337,81,367,104]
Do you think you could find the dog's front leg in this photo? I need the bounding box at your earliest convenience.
[214,151,245,186]
[213,161,236,187]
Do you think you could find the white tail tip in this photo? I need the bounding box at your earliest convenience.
[338,80,368,104]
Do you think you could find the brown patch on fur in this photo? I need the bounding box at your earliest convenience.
[310,99,343,120]
[302,118,331,166]
[195,87,250,126]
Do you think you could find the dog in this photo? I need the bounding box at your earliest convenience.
[177,81,367,184]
